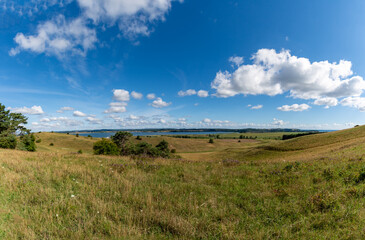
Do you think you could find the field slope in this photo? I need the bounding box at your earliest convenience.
[1,127,365,239]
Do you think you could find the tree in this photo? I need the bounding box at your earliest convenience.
[111,131,133,148]
[209,138,214,144]
[0,103,30,150]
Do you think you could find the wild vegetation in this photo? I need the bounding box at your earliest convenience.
[94,131,172,158]
[0,103,35,151]
[1,126,365,238]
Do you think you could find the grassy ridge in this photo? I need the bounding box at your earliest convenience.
[1,127,365,238]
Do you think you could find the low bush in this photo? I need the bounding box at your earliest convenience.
[21,134,36,152]
[0,134,17,149]
[93,139,119,155]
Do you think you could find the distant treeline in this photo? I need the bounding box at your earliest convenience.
[239,128,313,133]
[58,128,308,134]
[282,132,320,140]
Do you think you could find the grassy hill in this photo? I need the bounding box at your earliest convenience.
[1,127,365,239]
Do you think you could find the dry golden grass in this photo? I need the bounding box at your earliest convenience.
[1,127,365,238]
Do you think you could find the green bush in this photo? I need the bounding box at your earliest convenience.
[21,134,36,152]
[36,139,41,143]
[49,143,54,146]
[0,134,17,149]
[209,138,214,144]
[156,140,170,158]
[93,139,119,155]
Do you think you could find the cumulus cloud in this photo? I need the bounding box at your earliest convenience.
[178,89,209,97]
[73,110,87,117]
[10,15,97,57]
[8,105,44,115]
[313,97,338,108]
[197,90,209,98]
[113,89,130,101]
[86,116,102,124]
[11,0,182,56]
[77,0,181,38]
[104,102,127,113]
[277,103,311,112]
[131,91,143,99]
[57,106,74,113]
[151,97,171,108]
[178,89,196,97]
[147,93,156,100]
[272,118,285,126]
[250,104,263,110]
[202,118,211,123]
[212,49,365,102]
[340,97,365,111]
[229,56,243,67]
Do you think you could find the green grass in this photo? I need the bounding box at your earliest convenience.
[1,127,365,238]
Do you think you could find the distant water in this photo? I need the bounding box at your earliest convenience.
[72,131,233,138]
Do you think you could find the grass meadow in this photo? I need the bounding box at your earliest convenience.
[1,127,365,239]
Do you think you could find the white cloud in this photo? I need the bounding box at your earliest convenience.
[272,118,285,126]
[229,56,243,67]
[128,114,140,120]
[202,118,211,123]
[250,104,263,110]
[77,0,181,38]
[113,89,130,101]
[340,97,365,111]
[8,105,44,115]
[197,90,209,98]
[104,102,127,113]
[147,93,156,100]
[57,106,74,113]
[131,91,143,99]
[313,97,338,108]
[212,49,365,102]
[151,97,171,108]
[86,116,102,124]
[11,1,182,57]
[73,110,87,117]
[178,89,196,97]
[277,103,311,112]
[10,15,97,57]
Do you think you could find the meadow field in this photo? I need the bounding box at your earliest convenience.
[1,127,365,239]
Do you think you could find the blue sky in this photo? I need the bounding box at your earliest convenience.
[1,0,365,131]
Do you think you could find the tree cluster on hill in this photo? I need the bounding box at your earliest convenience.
[93,131,171,158]
[282,132,320,140]
[0,103,36,151]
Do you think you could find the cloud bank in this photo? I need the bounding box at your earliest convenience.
[212,49,365,105]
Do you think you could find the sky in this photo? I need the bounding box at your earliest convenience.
[1,0,365,131]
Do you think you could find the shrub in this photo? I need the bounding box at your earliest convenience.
[156,140,170,157]
[49,143,54,146]
[171,149,176,153]
[209,138,214,144]
[78,149,83,154]
[21,134,36,152]
[36,139,41,143]
[136,135,142,140]
[93,139,119,155]
[76,133,79,137]
[0,134,17,149]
